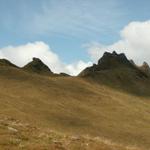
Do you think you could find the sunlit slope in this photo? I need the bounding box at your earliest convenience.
[0,66,150,149]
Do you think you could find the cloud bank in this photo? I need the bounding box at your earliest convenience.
[87,20,150,65]
[0,41,92,76]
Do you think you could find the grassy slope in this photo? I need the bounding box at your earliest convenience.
[0,66,150,149]
[0,116,141,150]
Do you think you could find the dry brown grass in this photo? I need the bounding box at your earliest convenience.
[0,66,149,149]
[0,116,142,150]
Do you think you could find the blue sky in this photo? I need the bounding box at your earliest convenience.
[0,0,150,75]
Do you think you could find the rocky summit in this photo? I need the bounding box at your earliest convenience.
[22,57,53,75]
[97,51,133,69]
[79,51,146,77]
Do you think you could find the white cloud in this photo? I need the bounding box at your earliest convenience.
[87,20,150,65]
[0,41,91,76]
[66,61,92,76]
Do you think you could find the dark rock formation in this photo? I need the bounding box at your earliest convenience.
[97,51,133,70]
[79,51,147,78]
[23,57,53,75]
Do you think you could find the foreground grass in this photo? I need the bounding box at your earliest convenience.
[0,116,142,150]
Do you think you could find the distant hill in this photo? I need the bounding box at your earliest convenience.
[0,58,18,68]
[0,57,70,77]
[22,57,54,75]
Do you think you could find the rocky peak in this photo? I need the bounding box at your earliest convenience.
[97,51,132,69]
[79,51,139,76]
[23,57,53,75]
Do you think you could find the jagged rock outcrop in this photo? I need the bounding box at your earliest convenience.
[79,51,146,78]
[22,57,53,75]
[97,51,133,69]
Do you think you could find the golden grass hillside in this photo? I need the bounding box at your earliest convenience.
[0,65,150,150]
[0,116,141,150]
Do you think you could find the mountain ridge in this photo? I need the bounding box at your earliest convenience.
[79,51,147,77]
[0,51,149,78]
[1,51,150,96]
[79,51,150,96]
